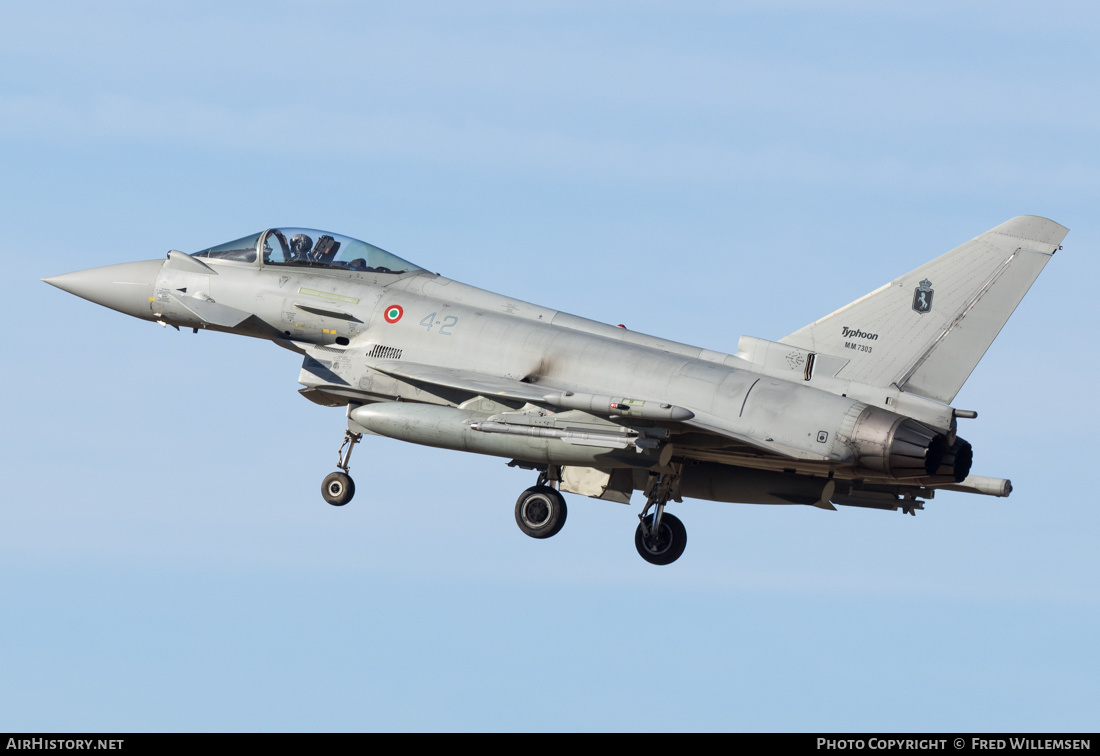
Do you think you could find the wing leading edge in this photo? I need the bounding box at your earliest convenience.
[362,359,829,463]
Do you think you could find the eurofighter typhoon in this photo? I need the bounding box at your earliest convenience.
[43,216,1066,564]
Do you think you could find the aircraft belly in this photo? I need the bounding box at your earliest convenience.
[680,463,835,506]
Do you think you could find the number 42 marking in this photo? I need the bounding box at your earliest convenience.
[420,312,458,335]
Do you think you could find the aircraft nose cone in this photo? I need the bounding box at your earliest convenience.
[43,259,164,320]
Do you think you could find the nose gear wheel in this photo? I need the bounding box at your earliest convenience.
[321,430,362,507]
[322,471,355,506]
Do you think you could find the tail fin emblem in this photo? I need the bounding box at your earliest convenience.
[913,279,934,314]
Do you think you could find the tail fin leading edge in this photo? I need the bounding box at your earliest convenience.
[780,215,1068,404]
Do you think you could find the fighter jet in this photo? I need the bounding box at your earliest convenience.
[42,216,1066,565]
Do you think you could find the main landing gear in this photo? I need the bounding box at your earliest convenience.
[322,430,361,506]
[514,469,568,539]
[634,467,687,566]
[511,464,688,565]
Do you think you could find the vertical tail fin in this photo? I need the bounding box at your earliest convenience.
[780,216,1068,404]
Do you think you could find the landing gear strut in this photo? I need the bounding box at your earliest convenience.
[507,461,688,563]
[635,467,687,565]
[322,430,361,506]
[514,467,568,539]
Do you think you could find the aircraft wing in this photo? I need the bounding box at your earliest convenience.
[362,359,821,462]
[363,359,555,404]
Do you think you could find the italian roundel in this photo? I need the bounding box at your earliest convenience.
[384,304,404,323]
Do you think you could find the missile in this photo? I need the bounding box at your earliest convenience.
[350,402,667,468]
[541,391,694,421]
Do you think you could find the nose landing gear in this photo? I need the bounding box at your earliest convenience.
[322,430,361,506]
[322,471,355,506]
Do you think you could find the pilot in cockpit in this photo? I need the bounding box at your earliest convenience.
[289,233,314,262]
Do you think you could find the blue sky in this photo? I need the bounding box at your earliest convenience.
[3,0,1098,732]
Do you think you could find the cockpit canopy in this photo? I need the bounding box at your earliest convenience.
[191,228,422,275]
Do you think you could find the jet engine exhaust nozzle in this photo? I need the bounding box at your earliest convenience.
[931,437,974,483]
[850,406,948,480]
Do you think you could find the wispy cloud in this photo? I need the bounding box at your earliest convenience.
[2,91,1092,198]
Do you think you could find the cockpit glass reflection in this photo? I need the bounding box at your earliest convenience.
[192,232,263,262]
[191,228,421,274]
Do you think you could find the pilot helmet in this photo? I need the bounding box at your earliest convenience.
[290,233,313,257]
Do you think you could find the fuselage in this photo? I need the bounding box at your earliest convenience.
[70,249,955,487]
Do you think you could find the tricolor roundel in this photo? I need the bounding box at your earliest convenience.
[384,304,404,323]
